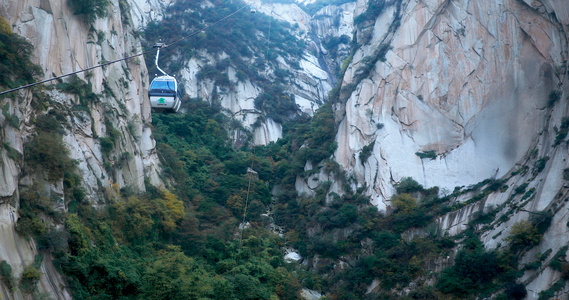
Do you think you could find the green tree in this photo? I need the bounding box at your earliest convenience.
[232,274,271,300]
[25,131,75,181]
[0,16,11,34]
[20,265,41,292]
[0,31,42,87]
[394,177,423,194]
[67,0,109,25]
[437,235,499,297]
[0,261,14,289]
[141,246,225,299]
[507,220,542,252]
[391,193,418,215]
[156,190,185,233]
[111,195,155,243]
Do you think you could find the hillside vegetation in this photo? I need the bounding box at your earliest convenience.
[15,97,542,299]
[10,86,541,299]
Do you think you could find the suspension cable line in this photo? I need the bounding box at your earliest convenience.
[236,0,274,265]
[265,4,273,67]
[236,147,257,265]
[0,4,248,97]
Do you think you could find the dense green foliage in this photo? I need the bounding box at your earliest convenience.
[14,85,342,297]
[67,0,109,25]
[0,261,14,290]
[506,220,542,252]
[20,264,42,292]
[25,113,75,181]
[267,166,453,298]
[16,97,307,298]
[143,101,458,298]
[42,99,304,299]
[0,26,42,89]
[436,232,519,298]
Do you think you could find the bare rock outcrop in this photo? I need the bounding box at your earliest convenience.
[334,0,568,210]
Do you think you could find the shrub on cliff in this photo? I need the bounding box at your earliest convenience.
[0,261,14,290]
[354,0,386,25]
[0,31,42,88]
[25,131,75,181]
[507,220,542,252]
[67,0,109,25]
[0,16,11,34]
[20,265,41,292]
[437,233,518,297]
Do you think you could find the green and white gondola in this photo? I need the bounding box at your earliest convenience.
[149,42,182,113]
[149,75,181,113]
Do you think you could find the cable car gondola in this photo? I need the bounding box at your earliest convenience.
[149,43,182,113]
[149,75,182,112]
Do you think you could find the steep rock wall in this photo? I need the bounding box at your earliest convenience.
[169,1,335,145]
[130,0,175,28]
[334,0,568,210]
[311,1,362,80]
[294,0,569,296]
[323,0,569,296]
[0,0,162,298]
[2,0,162,193]
[179,51,331,145]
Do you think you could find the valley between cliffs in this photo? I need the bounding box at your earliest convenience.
[1,0,569,298]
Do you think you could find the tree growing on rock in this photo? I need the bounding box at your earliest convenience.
[506,220,542,252]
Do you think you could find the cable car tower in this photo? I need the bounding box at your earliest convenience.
[148,42,182,113]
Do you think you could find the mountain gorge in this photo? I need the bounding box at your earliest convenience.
[1,0,569,299]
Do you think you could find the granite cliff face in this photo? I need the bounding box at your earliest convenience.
[178,50,332,145]
[3,0,162,195]
[0,0,161,298]
[332,0,569,210]
[325,0,569,296]
[176,1,335,145]
[289,0,569,296]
